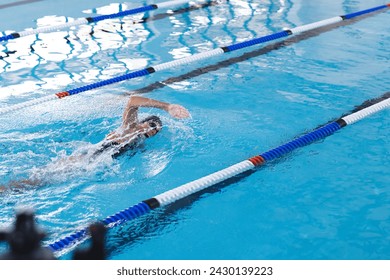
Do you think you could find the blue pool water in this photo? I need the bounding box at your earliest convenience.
[0,0,389,260]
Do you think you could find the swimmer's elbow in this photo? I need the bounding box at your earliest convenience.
[127,96,143,107]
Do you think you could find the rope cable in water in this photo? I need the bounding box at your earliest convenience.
[0,4,388,117]
[0,0,211,42]
[47,92,390,254]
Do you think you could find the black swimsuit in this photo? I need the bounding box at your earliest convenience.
[93,135,143,159]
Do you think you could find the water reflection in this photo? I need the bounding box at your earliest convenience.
[0,3,149,75]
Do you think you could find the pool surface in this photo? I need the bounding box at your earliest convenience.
[0,0,389,259]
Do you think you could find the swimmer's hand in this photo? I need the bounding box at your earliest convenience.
[167,104,190,119]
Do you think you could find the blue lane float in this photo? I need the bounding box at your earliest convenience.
[260,122,342,162]
[1,3,389,116]
[222,30,291,52]
[47,92,390,255]
[341,4,389,19]
[87,5,157,23]
[0,0,212,43]
[49,202,151,252]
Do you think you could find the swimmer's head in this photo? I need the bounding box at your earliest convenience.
[139,115,162,138]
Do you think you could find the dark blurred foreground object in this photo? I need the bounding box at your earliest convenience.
[73,222,107,260]
[0,208,55,260]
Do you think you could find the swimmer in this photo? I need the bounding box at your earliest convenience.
[0,96,190,192]
[92,95,190,157]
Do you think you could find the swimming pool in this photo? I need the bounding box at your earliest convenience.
[0,0,389,260]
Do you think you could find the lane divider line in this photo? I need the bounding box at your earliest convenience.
[47,91,390,255]
[1,4,388,117]
[0,0,211,42]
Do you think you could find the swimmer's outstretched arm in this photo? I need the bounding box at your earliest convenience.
[0,178,42,193]
[122,96,190,129]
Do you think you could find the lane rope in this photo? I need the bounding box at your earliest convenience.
[47,91,390,255]
[0,4,388,117]
[0,0,211,42]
